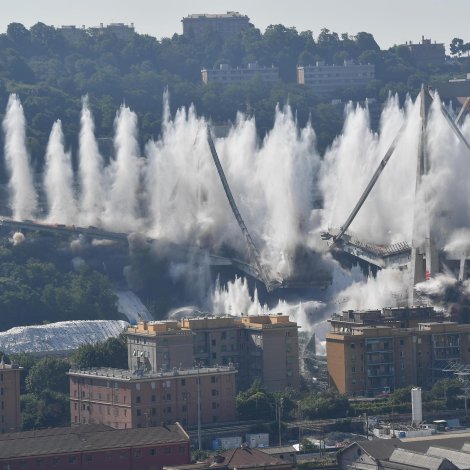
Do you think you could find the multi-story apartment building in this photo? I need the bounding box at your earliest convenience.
[407,37,445,66]
[126,314,300,392]
[126,321,194,372]
[69,365,237,429]
[182,12,250,41]
[0,359,22,433]
[326,307,470,396]
[297,61,375,97]
[202,63,280,85]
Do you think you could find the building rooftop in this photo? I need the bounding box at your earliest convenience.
[426,446,470,469]
[184,12,248,19]
[389,448,455,470]
[127,314,298,336]
[0,424,188,459]
[68,365,237,381]
[211,446,287,468]
[260,445,297,455]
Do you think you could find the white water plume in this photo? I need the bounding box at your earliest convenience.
[321,94,419,245]
[5,90,470,315]
[333,268,408,311]
[102,105,141,231]
[78,96,104,226]
[146,102,320,279]
[421,94,470,247]
[43,120,77,224]
[2,94,38,220]
[211,276,324,332]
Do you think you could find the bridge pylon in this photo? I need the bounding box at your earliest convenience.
[409,85,439,304]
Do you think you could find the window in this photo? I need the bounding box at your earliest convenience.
[69,456,77,464]
[212,402,218,409]
[152,407,156,416]
[221,332,227,340]
[136,396,141,404]
[166,393,171,400]
[352,367,356,373]
[211,376,217,383]
[350,343,355,349]
[152,394,156,402]
[181,379,186,386]
[86,455,93,462]
[400,339,404,346]
[137,409,141,416]
[150,448,157,456]
[165,447,172,454]
[211,339,216,346]
[211,389,218,396]
[212,353,217,359]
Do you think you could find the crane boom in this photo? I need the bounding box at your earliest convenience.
[206,126,276,291]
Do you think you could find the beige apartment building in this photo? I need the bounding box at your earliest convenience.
[0,359,22,433]
[326,307,470,396]
[202,63,280,85]
[297,61,375,97]
[126,314,300,392]
[69,365,237,429]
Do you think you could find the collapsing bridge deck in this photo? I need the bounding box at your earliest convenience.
[326,228,411,269]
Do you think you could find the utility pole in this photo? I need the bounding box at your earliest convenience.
[196,363,202,451]
[278,398,283,447]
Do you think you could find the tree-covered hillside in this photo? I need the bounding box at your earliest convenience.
[0,22,467,172]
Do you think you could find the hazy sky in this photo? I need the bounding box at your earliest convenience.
[0,0,467,51]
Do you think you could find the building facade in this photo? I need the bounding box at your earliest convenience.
[407,37,445,66]
[126,314,300,392]
[0,423,190,470]
[0,360,21,434]
[297,61,375,97]
[326,307,470,396]
[202,63,279,85]
[69,365,237,429]
[182,12,250,41]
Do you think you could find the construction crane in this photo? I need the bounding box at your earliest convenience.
[206,126,279,292]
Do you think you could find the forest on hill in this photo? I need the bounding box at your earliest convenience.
[0,21,468,173]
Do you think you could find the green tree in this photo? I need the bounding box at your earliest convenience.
[299,391,350,420]
[450,38,465,57]
[25,357,71,395]
[236,381,275,421]
[72,335,127,369]
[21,390,70,430]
